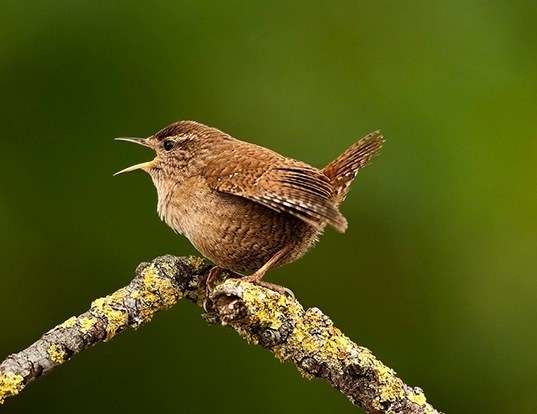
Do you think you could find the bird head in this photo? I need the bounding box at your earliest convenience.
[114,120,216,180]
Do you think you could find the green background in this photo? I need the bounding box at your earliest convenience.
[1,1,536,413]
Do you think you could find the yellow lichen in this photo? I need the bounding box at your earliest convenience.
[324,332,352,360]
[297,331,321,354]
[0,372,24,404]
[239,281,303,332]
[47,344,67,364]
[356,347,404,409]
[408,389,427,406]
[79,316,96,334]
[91,296,128,340]
[86,264,185,337]
[216,280,306,354]
[131,265,182,323]
[109,287,129,304]
[282,309,325,358]
[59,316,77,329]
[188,256,208,271]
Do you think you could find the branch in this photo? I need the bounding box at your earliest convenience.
[0,255,441,413]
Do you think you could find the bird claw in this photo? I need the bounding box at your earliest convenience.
[254,280,295,299]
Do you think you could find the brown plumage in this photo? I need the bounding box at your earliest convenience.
[115,121,384,292]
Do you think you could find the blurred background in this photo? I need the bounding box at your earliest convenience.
[1,1,536,412]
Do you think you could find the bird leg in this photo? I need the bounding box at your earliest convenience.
[242,247,294,297]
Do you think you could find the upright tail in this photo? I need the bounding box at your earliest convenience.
[323,131,384,204]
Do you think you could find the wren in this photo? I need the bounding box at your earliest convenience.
[115,121,383,293]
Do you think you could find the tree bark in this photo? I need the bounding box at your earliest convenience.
[0,255,441,413]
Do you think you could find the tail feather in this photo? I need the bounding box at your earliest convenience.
[323,131,384,204]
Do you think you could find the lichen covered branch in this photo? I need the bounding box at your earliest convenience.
[0,255,441,413]
[0,256,210,405]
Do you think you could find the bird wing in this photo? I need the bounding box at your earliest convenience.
[203,142,347,232]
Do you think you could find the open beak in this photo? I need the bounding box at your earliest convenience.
[114,137,155,176]
[114,161,154,176]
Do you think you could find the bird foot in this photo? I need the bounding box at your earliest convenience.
[241,276,295,299]
[256,280,295,299]
[203,266,295,313]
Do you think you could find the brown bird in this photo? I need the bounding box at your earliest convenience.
[115,121,383,294]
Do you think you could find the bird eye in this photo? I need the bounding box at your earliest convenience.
[163,140,174,151]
